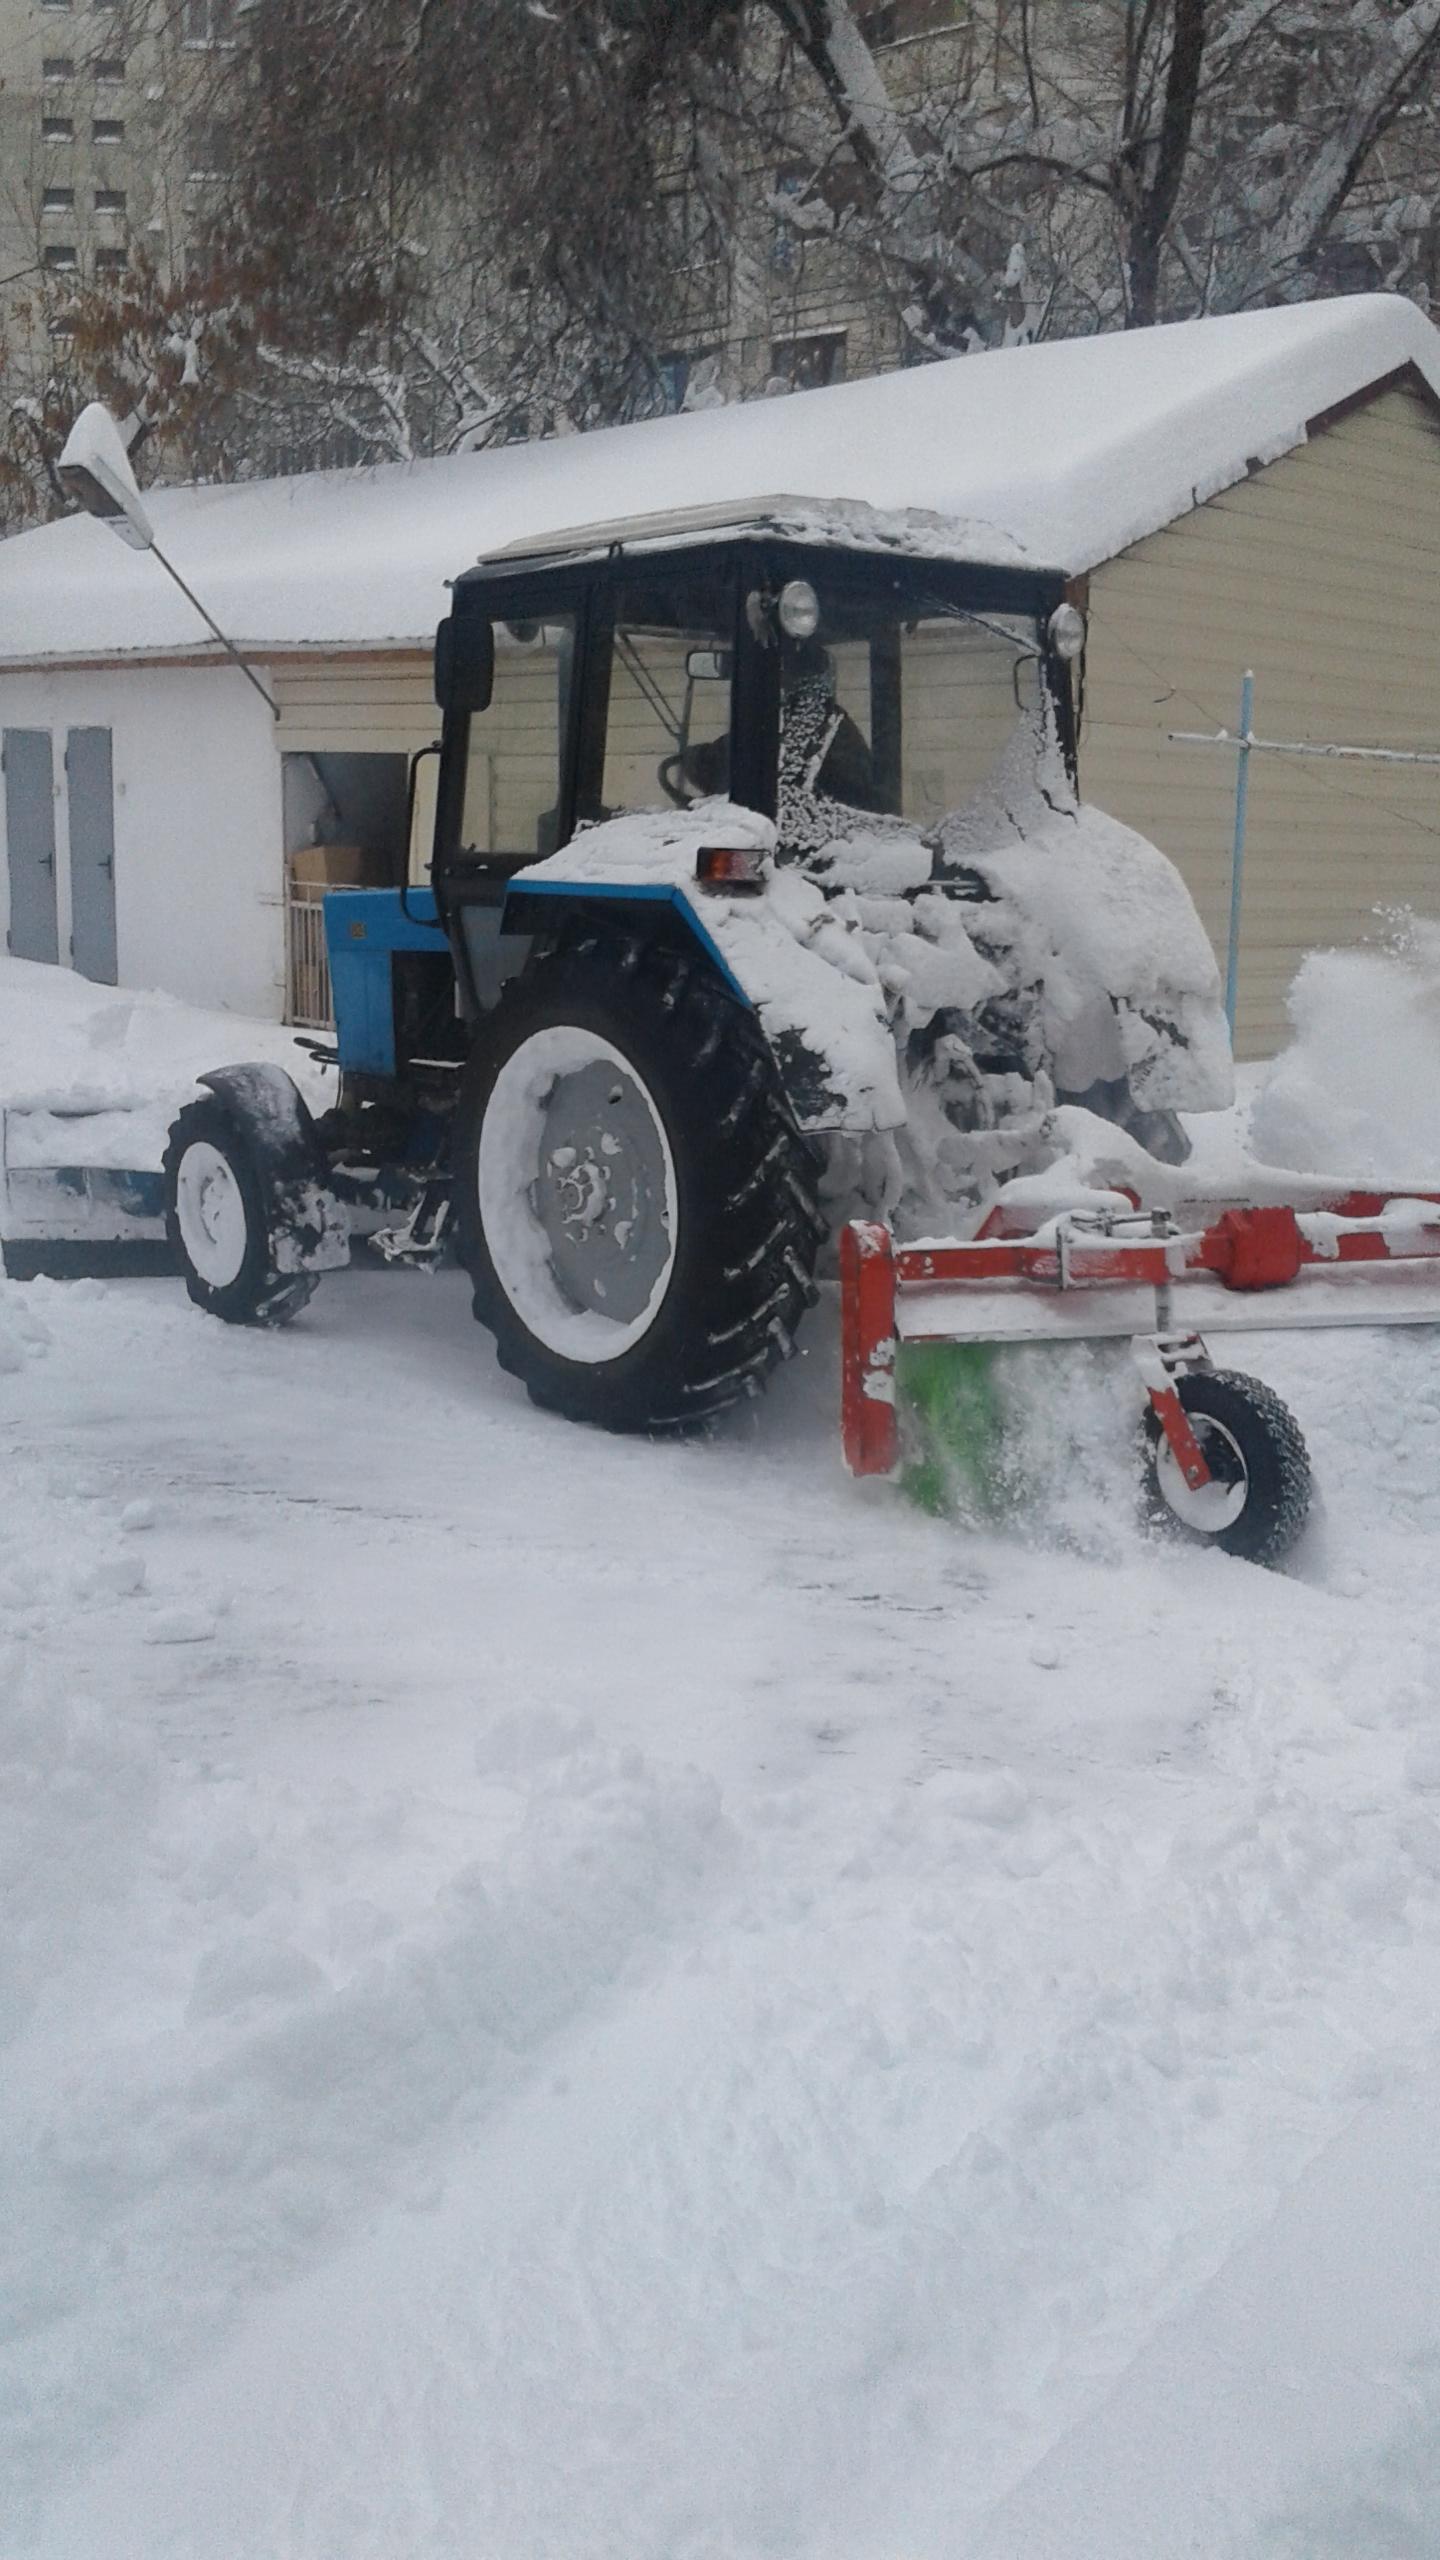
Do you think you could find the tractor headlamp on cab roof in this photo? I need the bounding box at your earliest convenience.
[777,578,820,639]
[1047,601,1087,662]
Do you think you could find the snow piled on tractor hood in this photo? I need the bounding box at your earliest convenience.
[531,744,1233,1153]
[0,294,1435,665]
[940,797,1233,1113]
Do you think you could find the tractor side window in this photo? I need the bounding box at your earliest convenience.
[594,579,734,819]
[460,615,575,859]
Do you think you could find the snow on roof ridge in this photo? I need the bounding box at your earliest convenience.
[1,293,1435,667]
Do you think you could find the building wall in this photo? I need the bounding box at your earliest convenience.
[1080,380,1440,1059]
[271,656,437,760]
[0,662,285,1016]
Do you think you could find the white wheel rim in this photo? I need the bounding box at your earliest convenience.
[1155,1414,1249,1533]
[477,1026,679,1364]
[174,1139,250,1288]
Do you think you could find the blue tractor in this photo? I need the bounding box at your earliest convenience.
[163,501,1232,1431]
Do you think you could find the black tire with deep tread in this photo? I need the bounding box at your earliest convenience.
[1140,1366,1312,1566]
[453,925,823,1431]
[163,1098,318,1328]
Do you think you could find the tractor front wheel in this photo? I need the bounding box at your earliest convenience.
[454,929,822,1431]
[1140,1367,1312,1565]
[163,1099,318,1327]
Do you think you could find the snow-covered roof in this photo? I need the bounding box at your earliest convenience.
[2,294,1437,670]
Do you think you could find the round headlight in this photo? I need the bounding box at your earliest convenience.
[778,579,820,640]
[1047,602,1086,663]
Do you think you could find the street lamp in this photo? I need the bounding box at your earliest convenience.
[57,401,278,719]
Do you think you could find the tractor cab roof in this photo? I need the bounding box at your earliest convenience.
[476,493,1019,571]
[455,494,1060,621]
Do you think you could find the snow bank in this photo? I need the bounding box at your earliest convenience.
[0,959,334,1201]
[1250,922,1440,1186]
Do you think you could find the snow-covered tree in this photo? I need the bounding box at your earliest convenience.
[9,0,1440,510]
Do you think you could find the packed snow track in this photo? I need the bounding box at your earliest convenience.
[6,1265,1440,2558]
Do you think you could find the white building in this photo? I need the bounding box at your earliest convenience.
[3,292,1439,1056]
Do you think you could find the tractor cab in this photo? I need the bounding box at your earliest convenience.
[428,499,1079,1029]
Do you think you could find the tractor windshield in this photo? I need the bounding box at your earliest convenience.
[585,571,737,822]
[774,589,1040,859]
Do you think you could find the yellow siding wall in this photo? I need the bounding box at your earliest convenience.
[272,654,436,757]
[1081,382,1440,1059]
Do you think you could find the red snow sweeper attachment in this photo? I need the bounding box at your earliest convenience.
[841,1190,1440,1566]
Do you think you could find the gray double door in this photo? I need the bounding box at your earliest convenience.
[3,725,117,982]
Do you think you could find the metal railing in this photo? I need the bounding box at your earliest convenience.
[286,893,334,1030]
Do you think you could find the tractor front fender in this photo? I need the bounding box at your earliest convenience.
[503,872,905,1137]
[196,1065,350,1273]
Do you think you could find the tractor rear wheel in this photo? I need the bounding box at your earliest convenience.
[163,1098,318,1327]
[454,928,822,1430]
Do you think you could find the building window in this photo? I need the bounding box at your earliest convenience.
[43,243,78,270]
[92,116,124,142]
[186,119,233,177]
[94,187,126,211]
[181,0,238,44]
[93,56,125,83]
[42,187,76,213]
[42,116,75,141]
[771,330,848,390]
[43,56,76,81]
[95,244,128,272]
[41,0,74,11]
[859,0,958,38]
[657,349,719,411]
[771,166,809,275]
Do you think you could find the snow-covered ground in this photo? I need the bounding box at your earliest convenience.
[5,944,1440,2558]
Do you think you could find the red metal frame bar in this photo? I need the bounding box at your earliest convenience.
[840,1195,1440,1477]
[895,1197,1440,1322]
[840,1220,900,1478]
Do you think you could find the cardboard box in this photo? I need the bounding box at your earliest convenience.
[289,842,393,893]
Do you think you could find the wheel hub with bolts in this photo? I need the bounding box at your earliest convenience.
[531,1058,672,1323]
[174,1139,248,1289]
[1153,1412,1248,1532]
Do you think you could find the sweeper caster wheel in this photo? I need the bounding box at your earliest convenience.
[1140,1367,1312,1566]
[164,1099,318,1328]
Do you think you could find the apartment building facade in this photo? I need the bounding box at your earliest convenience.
[0,0,232,354]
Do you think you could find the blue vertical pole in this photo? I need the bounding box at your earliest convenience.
[1225,669,1254,1043]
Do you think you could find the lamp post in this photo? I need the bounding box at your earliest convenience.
[56,402,278,721]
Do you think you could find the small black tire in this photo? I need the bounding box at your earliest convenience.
[453,925,822,1431]
[163,1098,318,1328]
[1140,1366,1312,1566]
